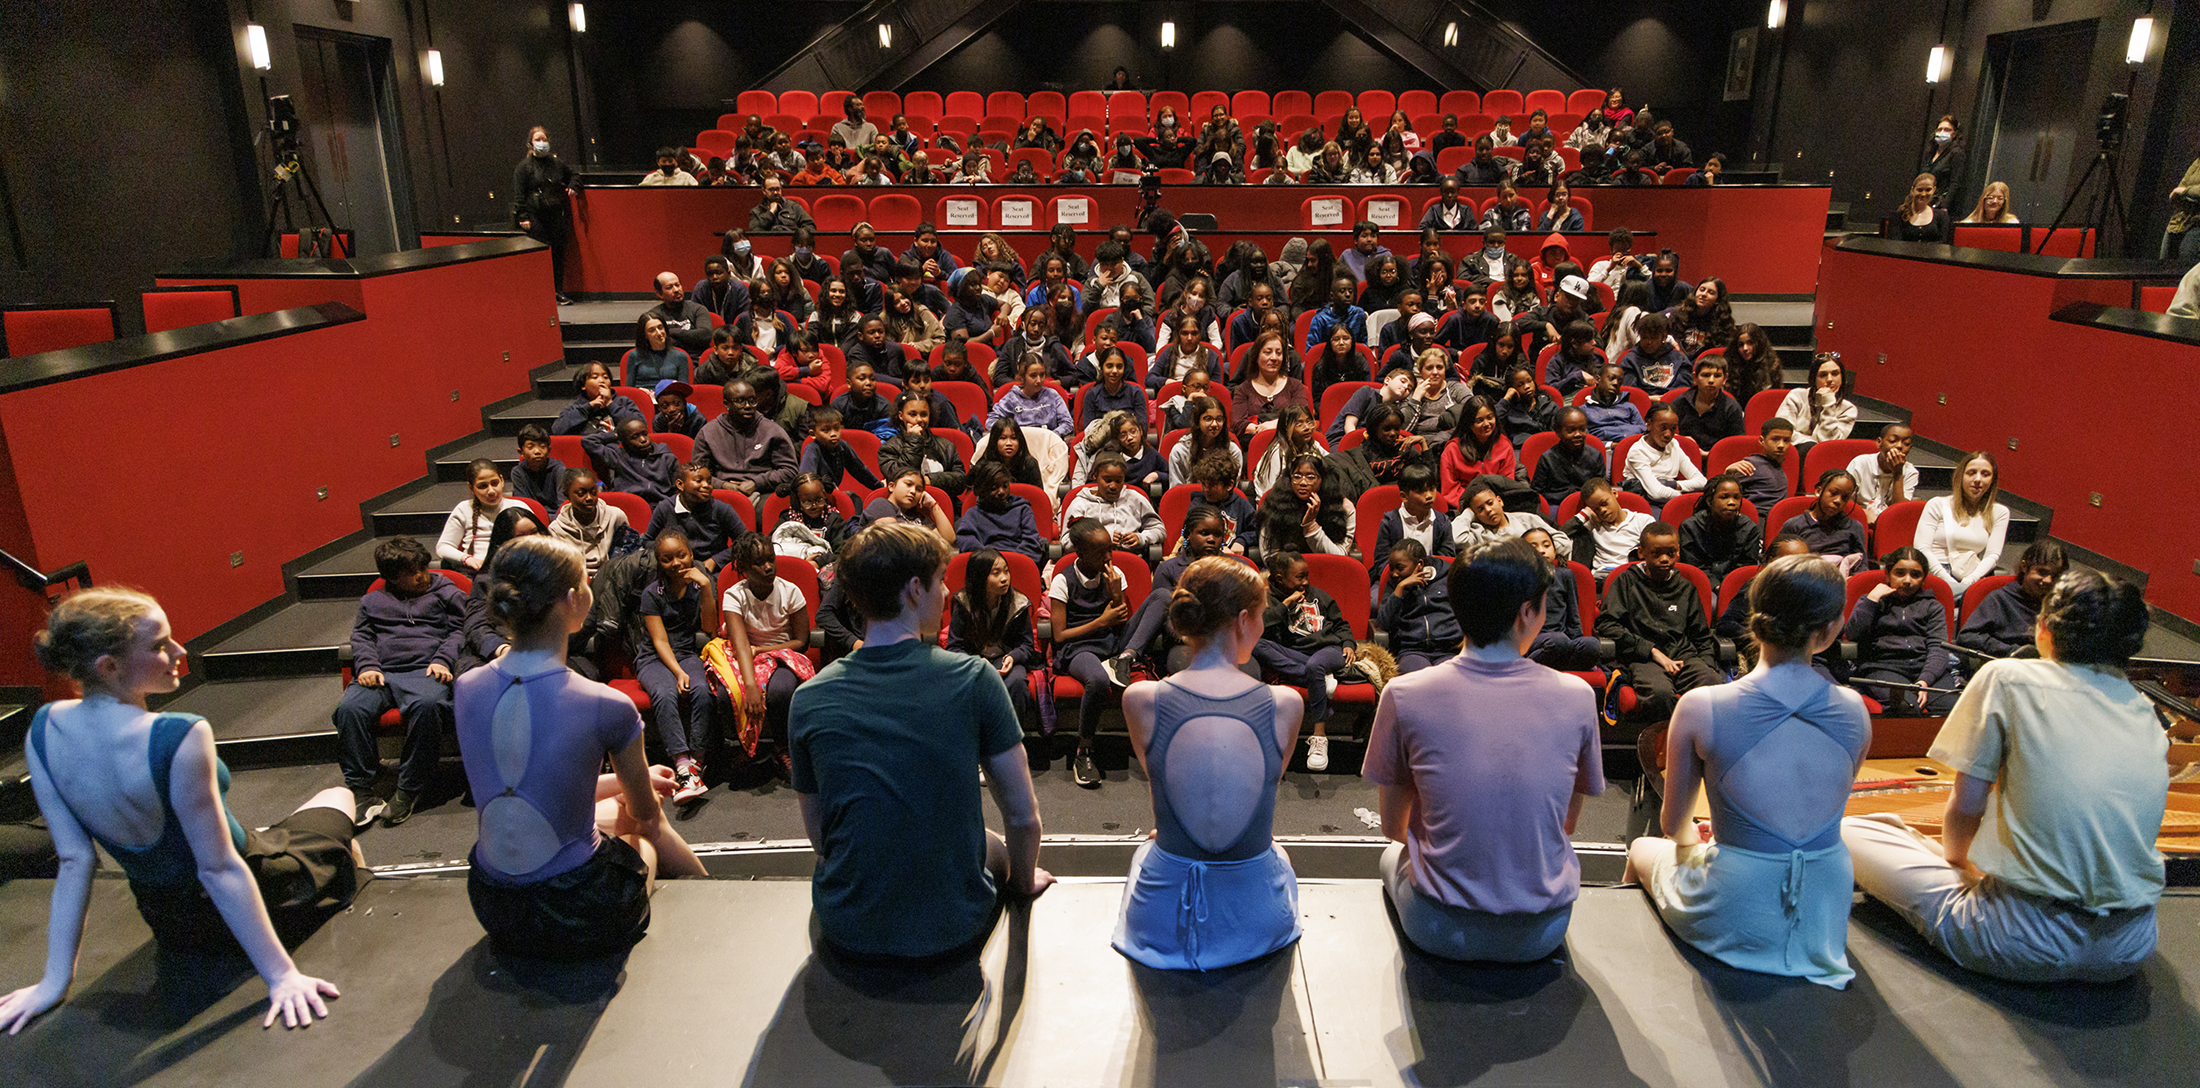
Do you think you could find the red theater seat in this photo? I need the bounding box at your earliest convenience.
[1872,500,1928,560]
[779,90,819,122]
[1482,90,1525,118]
[1440,90,1480,116]
[1526,90,1567,115]
[987,91,1026,120]
[945,91,985,120]
[1,302,120,357]
[820,90,854,120]
[903,91,943,121]
[737,90,777,116]
[141,286,240,333]
[866,193,923,231]
[812,194,865,232]
[1233,90,1271,118]
[862,91,900,120]
[1358,90,1396,119]
[1314,90,1355,117]
[1569,89,1607,115]
[1272,90,1313,117]
[1399,90,1438,117]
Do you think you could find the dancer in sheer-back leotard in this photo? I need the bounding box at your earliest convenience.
[1114,557,1305,971]
[1626,555,1869,988]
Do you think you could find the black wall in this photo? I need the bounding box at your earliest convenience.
[0,0,581,333]
[1761,0,2198,251]
[0,0,260,328]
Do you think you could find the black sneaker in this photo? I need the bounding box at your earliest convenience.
[1073,747,1101,788]
[1099,652,1138,688]
[386,788,420,826]
[353,795,387,829]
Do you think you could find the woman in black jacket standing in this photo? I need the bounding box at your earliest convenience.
[1921,116,1965,210]
[513,125,578,304]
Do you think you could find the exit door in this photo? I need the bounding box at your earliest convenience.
[292,28,416,255]
[1978,21,2099,225]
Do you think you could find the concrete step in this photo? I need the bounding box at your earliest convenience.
[432,434,524,482]
[294,535,438,601]
[559,299,649,341]
[196,599,359,681]
[486,396,568,438]
[153,675,343,763]
[368,479,480,535]
[562,340,628,371]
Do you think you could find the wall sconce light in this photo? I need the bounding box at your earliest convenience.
[1442,22,1459,46]
[425,49,444,87]
[246,23,272,70]
[1161,21,1176,49]
[2126,17,2153,66]
[1767,1,1786,29]
[1925,44,1947,84]
[568,3,586,34]
[878,22,892,48]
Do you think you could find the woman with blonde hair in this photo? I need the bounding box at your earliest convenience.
[1960,181,2020,224]
[2,588,365,1032]
[1914,451,2008,597]
[1114,557,1303,970]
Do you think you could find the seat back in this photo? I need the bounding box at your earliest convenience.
[902,90,944,121]
[141,286,240,333]
[805,427,883,479]
[1357,90,1396,118]
[1962,574,2018,624]
[737,90,778,116]
[1525,89,1567,114]
[945,550,1046,616]
[1766,497,1868,549]
[1009,483,1059,540]
[1872,500,1928,560]
[1741,388,1794,437]
[1313,90,1355,117]
[654,433,695,464]
[599,491,653,530]
[547,435,590,471]
[1070,90,1109,118]
[986,91,1026,120]
[1302,194,1350,229]
[1439,90,1480,116]
[1717,565,1759,620]
[867,193,923,231]
[1149,91,1190,123]
[707,489,759,532]
[1435,146,1472,175]
[1272,90,1313,117]
[1844,571,1956,639]
[1049,194,1096,228]
[1232,90,1271,118]
[1568,88,1608,115]
[1353,485,1402,568]
[1482,89,1525,118]
[1359,194,1408,229]
[1027,91,1067,124]
[993,192,1042,229]
[1553,488,1651,524]
[1802,438,1877,493]
[944,91,985,119]
[1570,385,1652,418]
[1047,551,1154,621]
[1303,553,1373,638]
[2,302,120,357]
[813,194,866,231]
[1398,90,1438,117]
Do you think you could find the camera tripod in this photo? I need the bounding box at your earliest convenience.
[260,146,341,258]
[2037,141,2128,258]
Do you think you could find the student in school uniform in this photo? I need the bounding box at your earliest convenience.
[1580,364,1647,444]
[1672,355,1744,449]
[644,462,749,576]
[1780,470,1867,568]
[1956,540,2065,659]
[858,469,956,542]
[1374,464,1458,568]
[1531,408,1606,511]
[1376,541,1460,673]
[1596,521,1721,729]
[1846,423,1919,520]
[1720,417,1796,516]
[1052,518,1133,788]
[1519,526,1602,671]
[1453,480,1569,561]
[829,363,897,438]
[1621,405,1705,518]
[1845,547,1957,716]
[1061,454,1164,552]
[1677,474,1764,586]
[582,419,679,507]
[507,424,566,513]
[954,462,1046,566]
[332,538,466,826]
[1564,478,1655,576]
[794,406,885,494]
[1255,550,1360,772]
[715,532,815,775]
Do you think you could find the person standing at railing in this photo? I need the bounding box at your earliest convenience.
[513,125,577,305]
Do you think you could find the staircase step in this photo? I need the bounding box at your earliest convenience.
[155,676,343,762]
[562,340,630,371]
[487,397,569,438]
[197,599,359,680]
[537,364,583,399]
[559,300,649,340]
[295,535,438,600]
[433,434,524,482]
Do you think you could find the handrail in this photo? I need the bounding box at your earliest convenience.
[0,548,90,594]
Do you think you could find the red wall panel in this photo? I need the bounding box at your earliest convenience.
[0,246,563,645]
[154,276,366,317]
[1815,244,2200,618]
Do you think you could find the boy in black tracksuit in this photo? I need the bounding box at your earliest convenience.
[1596,522,1721,734]
[1532,408,1606,510]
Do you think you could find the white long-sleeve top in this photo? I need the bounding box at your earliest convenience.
[435,497,531,568]
[1844,452,1920,518]
[1775,387,1858,444]
[1453,510,1572,561]
[1624,436,1706,501]
[1062,487,1164,546]
[1913,495,2008,597]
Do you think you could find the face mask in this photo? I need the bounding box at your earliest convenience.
[532,140,550,154]
[794,246,813,259]
[1934,131,1951,144]
[733,241,752,257]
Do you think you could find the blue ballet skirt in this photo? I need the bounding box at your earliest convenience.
[1113,838,1300,971]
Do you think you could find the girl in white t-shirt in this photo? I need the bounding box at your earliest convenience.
[715,533,814,770]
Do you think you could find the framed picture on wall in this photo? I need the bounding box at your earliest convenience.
[1726,28,1759,100]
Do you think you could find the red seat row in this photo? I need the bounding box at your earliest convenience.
[721,88,1606,128]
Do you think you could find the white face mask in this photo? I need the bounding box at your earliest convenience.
[532,139,550,154]
[1934,131,1951,144]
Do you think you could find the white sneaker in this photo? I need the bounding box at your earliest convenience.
[672,764,708,802]
[1306,735,1330,772]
